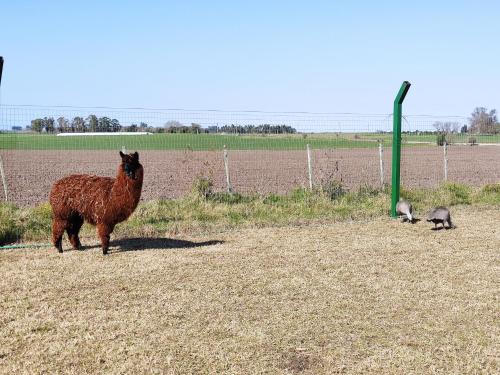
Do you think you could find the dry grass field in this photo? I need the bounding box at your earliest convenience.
[0,206,498,374]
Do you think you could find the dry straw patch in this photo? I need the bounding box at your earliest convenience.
[0,207,498,374]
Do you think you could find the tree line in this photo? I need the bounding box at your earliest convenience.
[208,124,297,134]
[28,116,171,133]
[29,115,136,133]
[163,121,297,134]
[25,107,497,135]
[28,117,298,135]
[433,107,499,135]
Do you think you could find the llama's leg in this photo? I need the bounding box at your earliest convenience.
[97,223,113,255]
[67,214,84,250]
[52,218,67,253]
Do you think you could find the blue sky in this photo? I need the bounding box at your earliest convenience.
[1,0,499,116]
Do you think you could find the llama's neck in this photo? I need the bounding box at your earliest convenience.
[111,169,143,208]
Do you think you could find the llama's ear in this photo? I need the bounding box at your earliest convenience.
[133,152,139,161]
[119,151,125,159]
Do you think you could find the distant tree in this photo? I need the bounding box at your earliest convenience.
[164,120,183,133]
[218,123,296,134]
[190,123,203,134]
[127,124,138,132]
[162,120,209,133]
[436,133,447,146]
[86,114,98,132]
[110,118,121,132]
[460,124,468,134]
[31,118,44,133]
[139,122,148,130]
[165,120,182,127]
[98,117,111,132]
[433,121,459,145]
[56,117,69,133]
[433,121,459,134]
[468,107,498,134]
[72,116,86,132]
[43,117,55,133]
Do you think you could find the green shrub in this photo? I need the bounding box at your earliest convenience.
[209,192,251,204]
[356,185,381,198]
[480,183,500,194]
[440,182,472,205]
[321,180,345,200]
[0,203,21,245]
[475,183,500,204]
[21,203,53,241]
[263,193,282,205]
[436,133,446,146]
[290,188,314,203]
[191,175,213,199]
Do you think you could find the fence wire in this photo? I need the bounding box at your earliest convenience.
[0,105,498,207]
[400,115,500,189]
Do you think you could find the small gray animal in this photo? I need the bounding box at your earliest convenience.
[396,199,413,223]
[427,206,455,229]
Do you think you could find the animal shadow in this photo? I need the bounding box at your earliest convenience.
[81,237,224,252]
[430,225,455,231]
[401,218,421,224]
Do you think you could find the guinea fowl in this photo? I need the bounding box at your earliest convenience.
[396,199,414,223]
[427,206,455,229]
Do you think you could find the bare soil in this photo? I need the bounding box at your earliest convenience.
[0,207,498,374]
[0,145,499,206]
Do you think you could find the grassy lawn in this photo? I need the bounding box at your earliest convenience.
[0,205,498,374]
[1,182,499,373]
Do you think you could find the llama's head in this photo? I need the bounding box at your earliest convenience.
[119,151,143,180]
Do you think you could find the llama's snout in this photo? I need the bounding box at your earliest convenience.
[124,164,137,179]
[123,162,142,180]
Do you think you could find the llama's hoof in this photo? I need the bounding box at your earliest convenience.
[54,240,63,253]
[102,249,109,255]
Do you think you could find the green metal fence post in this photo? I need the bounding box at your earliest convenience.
[391,81,411,217]
[0,56,4,87]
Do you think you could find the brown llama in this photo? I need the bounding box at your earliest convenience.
[49,151,143,255]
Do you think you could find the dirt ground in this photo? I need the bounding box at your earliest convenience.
[0,145,499,206]
[0,207,498,374]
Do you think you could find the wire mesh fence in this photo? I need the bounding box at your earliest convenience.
[0,104,498,207]
[400,115,500,189]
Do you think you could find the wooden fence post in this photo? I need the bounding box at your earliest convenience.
[0,155,8,202]
[378,141,384,187]
[307,144,313,189]
[443,141,448,181]
[223,145,233,193]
